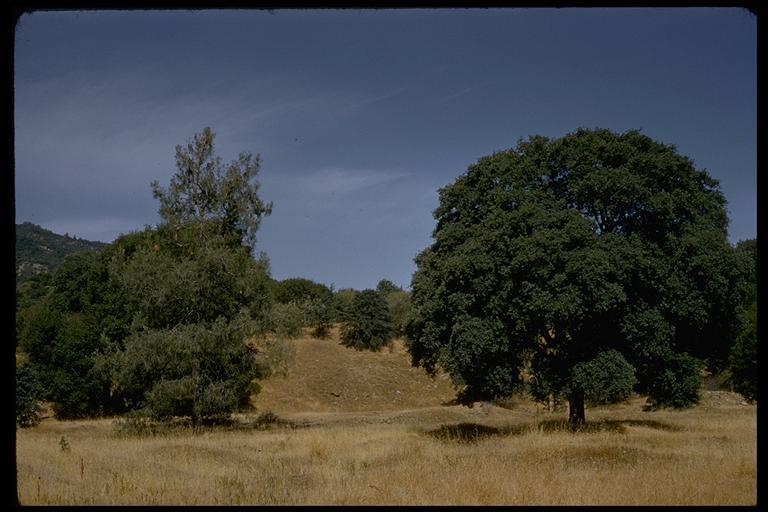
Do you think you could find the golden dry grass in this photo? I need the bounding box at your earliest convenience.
[16,329,756,505]
[16,393,756,505]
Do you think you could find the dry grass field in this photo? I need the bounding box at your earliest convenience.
[15,334,757,505]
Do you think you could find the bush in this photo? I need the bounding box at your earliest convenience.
[571,350,637,406]
[270,302,305,338]
[376,279,401,295]
[272,277,333,305]
[333,288,359,322]
[384,290,411,337]
[116,226,272,329]
[728,303,757,402]
[255,337,297,378]
[301,296,335,338]
[644,352,703,409]
[114,317,261,425]
[340,289,395,351]
[17,294,115,419]
[16,363,44,427]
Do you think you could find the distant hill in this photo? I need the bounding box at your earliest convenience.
[15,222,107,282]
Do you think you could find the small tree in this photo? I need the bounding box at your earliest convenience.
[728,239,757,402]
[340,289,395,351]
[301,296,335,338]
[376,279,401,295]
[384,290,411,337]
[269,301,305,339]
[151,127,272,249]
[333,288,359,322]
[16,363,44,427]
[728,302,757,402]
[272,277,333,305]
[114,316,261,425]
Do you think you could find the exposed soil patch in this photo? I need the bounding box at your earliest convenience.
[252,330,458,413]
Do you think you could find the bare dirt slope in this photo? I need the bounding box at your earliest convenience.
[250,327,753,429]
[251,327,458,415]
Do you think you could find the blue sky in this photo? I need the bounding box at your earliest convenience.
[14,8,756,291]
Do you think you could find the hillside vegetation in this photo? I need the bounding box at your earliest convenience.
[15,222,106,281]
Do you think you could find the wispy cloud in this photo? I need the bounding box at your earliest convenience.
[292,166,408,198]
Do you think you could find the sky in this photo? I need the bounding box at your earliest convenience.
[14,8,757,291]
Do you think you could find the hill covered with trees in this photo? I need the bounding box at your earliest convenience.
[15,222,106,282]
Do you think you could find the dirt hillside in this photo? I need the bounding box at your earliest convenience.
[251,327,458,414]
[250,326,753,428]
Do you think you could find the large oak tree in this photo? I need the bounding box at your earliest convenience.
[405,128,744,423]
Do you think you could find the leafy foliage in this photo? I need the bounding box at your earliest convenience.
[16,272,52,311]
[15,128,278,423]
[333,288,359,322]
[340,289,395,351]
[727,238,757,402]
[269,301,305,339]
[16,362,45,427]
[16,287,116,419]
[384,290,411,337]
[376,279,401,295]
[643,353,703,409]
[151,127,272,249]
[113,223,272,330]
[728,303,756,402]
[272,277,333,305]
[255,338,297,379]
[570,350,637,406]
[113,316,260,424]
[406,128,744,422]
[268,278,335,337]
[301,296,336,338]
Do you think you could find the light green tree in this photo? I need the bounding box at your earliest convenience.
[151,127,272,249]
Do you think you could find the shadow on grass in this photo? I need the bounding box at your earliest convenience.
[425,418,681,443]
[112,411,302,438]
[425,423,528,443]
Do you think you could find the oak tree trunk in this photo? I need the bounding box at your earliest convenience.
[568,388,585,425]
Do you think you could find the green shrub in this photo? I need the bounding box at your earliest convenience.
[114,317,261,425]
[728,303,757,402]
[16,363,44,427]
[332,288,358,322]
[340,289,395,351]
[270,302,305,338]
[644,352,703,409]
[384,290,411,337]
[272,277,333,305]
[301,296,335,338]
[255,337,296,378]
[375,279,401,295]
[571,350,637,406]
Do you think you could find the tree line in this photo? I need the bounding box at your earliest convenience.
[15,127,408,426]
[16,127,756,428]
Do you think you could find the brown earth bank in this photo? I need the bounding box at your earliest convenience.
[251,329,458,414]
